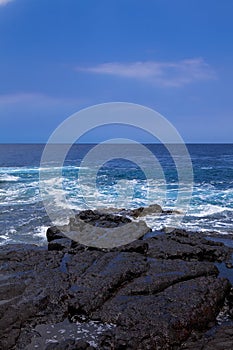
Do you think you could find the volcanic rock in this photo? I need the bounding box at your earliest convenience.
[0,209,233,349]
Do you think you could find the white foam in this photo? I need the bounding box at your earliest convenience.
[8,228,17,234]
[188,204,233,217]
[0,174,20,182]
[0,234,8,241]
[34,226,49,240]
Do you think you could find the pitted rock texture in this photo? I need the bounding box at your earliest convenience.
[0,210,233,349]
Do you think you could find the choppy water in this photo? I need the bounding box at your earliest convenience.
[0,144,233,245]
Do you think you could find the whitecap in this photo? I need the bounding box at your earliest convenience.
[0,174,20,182]
[34,226,48,240]
[188,204,233,218]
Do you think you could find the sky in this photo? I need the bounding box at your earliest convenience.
[0,0,233,143]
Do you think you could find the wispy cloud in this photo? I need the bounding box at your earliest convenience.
[0,92,88,107]
[0,93,59,105]
[0,0,14,6]
[76,58,216,87]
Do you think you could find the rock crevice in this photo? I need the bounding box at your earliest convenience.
[0,209,232,349]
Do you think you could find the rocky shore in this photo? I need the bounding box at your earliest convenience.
[0,207,233,349]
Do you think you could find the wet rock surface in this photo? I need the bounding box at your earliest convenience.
[180,321,233,349]
[53,210,151,249]
[0,209,233,349]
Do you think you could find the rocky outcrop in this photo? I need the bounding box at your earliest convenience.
[0,209,233,349]
[146,228,232,262]
[52,210,151,249]
[119,203,181,217]
[181,322,233,349]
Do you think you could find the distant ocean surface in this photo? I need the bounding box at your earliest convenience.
[0,144,233,245]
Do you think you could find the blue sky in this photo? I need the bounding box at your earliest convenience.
[0,0,232,143]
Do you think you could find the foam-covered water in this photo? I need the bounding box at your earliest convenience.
[0,144,233,245]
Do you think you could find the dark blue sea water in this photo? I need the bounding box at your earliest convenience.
[0,144,233,245]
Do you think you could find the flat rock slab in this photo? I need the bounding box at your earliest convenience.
[146,229,233,262]
[0,220,233,349]
[181,321,233,349]
[96,276,229,349]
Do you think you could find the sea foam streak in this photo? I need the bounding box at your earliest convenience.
[1,144,233,244]
[0,174,20,182]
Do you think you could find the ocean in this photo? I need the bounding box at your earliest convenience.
[0,143,233,245]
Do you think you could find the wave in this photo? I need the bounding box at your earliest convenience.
[0,167,39,174]
[0,174,21,183]
[0,165,88,173]
[187,204,233,218]
[34,225,48,240]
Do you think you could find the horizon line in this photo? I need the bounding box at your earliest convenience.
[0,142,233,145]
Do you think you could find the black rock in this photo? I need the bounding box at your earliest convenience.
[226,262,233,269]
[46,226,67,242]
[0,208,233,350]
[45,339,95,350]
[181,322,233,349]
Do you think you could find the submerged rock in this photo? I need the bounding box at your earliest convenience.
[0,208,233,349]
